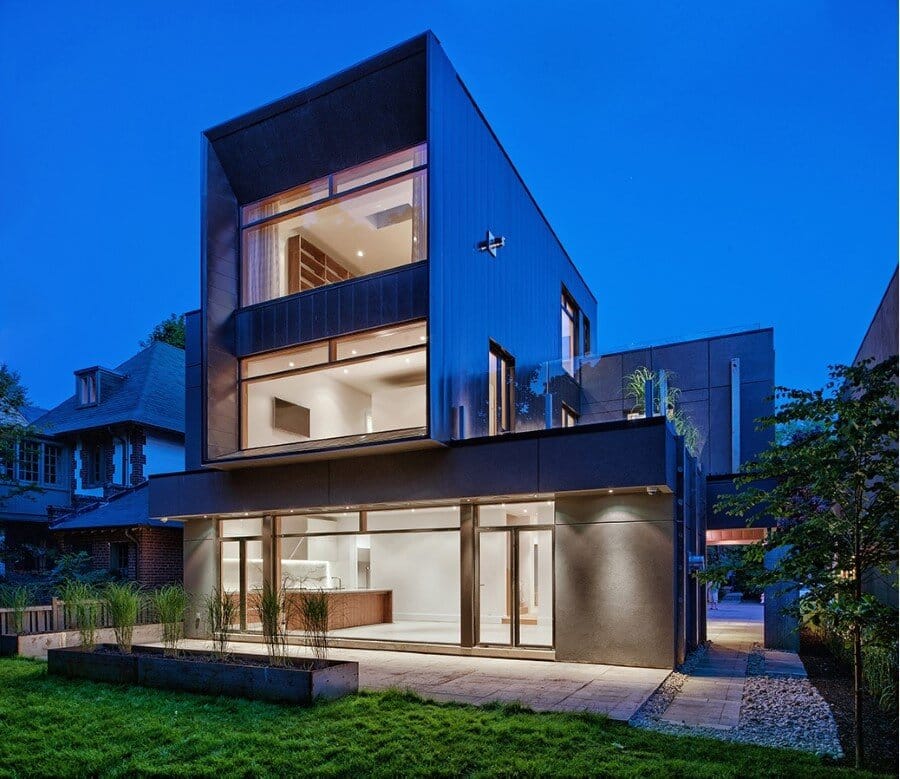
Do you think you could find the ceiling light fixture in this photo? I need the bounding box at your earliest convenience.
[288,361,295,368]
[356,250,365,257]
[343,368,349,374]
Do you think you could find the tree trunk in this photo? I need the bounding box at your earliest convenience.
[853,526,864,770]
[853,624,864,769]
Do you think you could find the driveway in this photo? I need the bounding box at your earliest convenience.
[169,639,670,721]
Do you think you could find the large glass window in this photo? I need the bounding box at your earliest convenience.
[279,505,460,644]
[241,145,427,306]
[240,322,427,450]
[561,291,577,376]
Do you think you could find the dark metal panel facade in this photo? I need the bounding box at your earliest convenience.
[426,37,598,442]
[184,310,202,470]
[149,419,673,518]
[582,328,776,476]
[208,50,427,205]
[202,141,240,460]
[235,263,428,357]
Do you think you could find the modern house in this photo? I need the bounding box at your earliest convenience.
[1,342,186,584]
[148,33,773,669]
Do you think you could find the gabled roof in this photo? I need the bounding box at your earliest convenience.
[49,483,181,531]
[0,404,47,428]
[35,342,185,437]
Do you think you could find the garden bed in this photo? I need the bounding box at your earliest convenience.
[0,624,163,659]
[47,644,358,704]
[799,629,898,773]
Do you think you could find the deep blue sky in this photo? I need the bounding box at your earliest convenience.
[1,2,896,409]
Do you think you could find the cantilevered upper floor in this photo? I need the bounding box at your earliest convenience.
[199,32,596,466]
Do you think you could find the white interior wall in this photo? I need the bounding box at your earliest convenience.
[371,385,427,430]
[369,532,460,621]
[245,373,370,448]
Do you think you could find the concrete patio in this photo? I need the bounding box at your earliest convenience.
[165,639,670,721]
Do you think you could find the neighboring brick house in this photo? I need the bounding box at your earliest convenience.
[27,341,186,585]
[53,484,182,588]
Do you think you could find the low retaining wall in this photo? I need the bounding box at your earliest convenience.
[0,624,164,660]
[47,645,359,704]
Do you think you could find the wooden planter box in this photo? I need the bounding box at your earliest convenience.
[0,624,163,660]
[47,645,358,705]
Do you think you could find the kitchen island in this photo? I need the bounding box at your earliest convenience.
[285,589,393,631]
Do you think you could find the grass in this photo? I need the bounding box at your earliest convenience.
[0,658,873,778]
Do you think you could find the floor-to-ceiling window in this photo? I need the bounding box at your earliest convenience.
[279,506,461,645]
[240,321,427,450]
[219,518,264,631]
[241,144,428,306]
[477,501,554,648]
[215,499,555,652]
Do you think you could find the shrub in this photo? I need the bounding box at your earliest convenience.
[255,582,288,666]
[59,580,99,650]
[293,588,330,661]
[205,587,236,661]
[103,582,143,653]
[150,585,188,657]
[0,584,32,635]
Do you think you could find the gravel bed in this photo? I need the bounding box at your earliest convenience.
[632,644,843,758]
[629,642,708,724]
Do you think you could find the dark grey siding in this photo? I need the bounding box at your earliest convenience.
[202,141,240,460]
[149,419,675,519]
[184,310,202,470]
[235,264,428,357]
[426,37,597,442]
[583,328,776,475]
[207,44,427,205]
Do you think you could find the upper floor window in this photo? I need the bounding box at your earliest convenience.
[78,373,97,406]
[240,145,428,307]
[13,440,62,487]
[561,291,578,375]
[16,441,39,483]
[488,343,515,436]
[83,443,105,488]
[240,321,427,450]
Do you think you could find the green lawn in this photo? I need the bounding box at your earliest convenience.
[0,658,868,778]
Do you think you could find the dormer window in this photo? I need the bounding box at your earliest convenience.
[78,372,98,406]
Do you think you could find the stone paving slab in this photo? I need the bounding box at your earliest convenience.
[164,639,669,721]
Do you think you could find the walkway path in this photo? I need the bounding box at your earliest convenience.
[659,602,805,729]
[171,639,669,721]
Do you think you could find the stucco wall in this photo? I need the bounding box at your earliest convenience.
[554,493,677,668]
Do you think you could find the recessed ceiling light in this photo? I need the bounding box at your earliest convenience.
[404,357,411,364]
[356,250,365,257]
[351,349,357,355]
[608,489,614,494]
[243,512,249,516]
[419,335,426,341]
[288,361,295,368]
[343,368,349,374]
